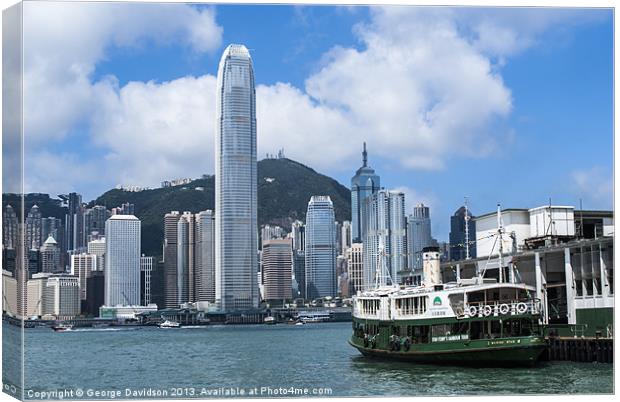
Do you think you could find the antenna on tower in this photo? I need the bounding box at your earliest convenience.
[362,142,368,167]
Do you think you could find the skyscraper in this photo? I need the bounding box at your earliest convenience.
[104,215,141,306]
[84,205,110,241]
[363,190,406,289]
[71,253,96,303]
[177,212,196,305]
[450,206,477,261]
[3,204,18,249]
[305,196,337,299]
[350,143,381,243]
[40,235,61,273]
[87,238,106,272]
[291,220,305,252]
[163,211,181,308]
[140,255,154,306]
[215,44,258,311]
[262,238,292,302]
[406,203,433,272]
[63,192,85,252]
[340,220,352,255]
[346,243,364,295]
[196,210,216,303]
[25,205,42,250]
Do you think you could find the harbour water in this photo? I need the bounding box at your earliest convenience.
[2,322,613,398]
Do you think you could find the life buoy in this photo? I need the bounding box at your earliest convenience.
[516,302,528,314]
[499,304,510,315]
[468,305,478,317]
[483,305,492,316]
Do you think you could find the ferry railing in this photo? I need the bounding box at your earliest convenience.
[462,299,542,319]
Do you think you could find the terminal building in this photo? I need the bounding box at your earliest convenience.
[440,205,613,337]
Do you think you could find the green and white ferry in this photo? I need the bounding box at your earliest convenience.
[349,207,546,366]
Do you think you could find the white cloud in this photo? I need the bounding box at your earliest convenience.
[90,74,217,187]
[18,4,603,196]
[22,2,222,143]
[571,167,613,208]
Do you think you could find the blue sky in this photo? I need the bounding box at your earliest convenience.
[12,3,613,241]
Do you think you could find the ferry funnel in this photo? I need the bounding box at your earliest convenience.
[422,247,442,287]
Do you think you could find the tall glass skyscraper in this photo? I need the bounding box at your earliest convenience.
[350,143,380,243]
[305,196,337,299]
[215,44,258,311]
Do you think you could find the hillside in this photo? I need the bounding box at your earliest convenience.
[3,158,351,258]
[92,158,351,257]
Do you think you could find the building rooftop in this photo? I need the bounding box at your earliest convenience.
[108,214,139,220]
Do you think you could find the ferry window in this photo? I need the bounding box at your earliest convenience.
[519,319,532,336]
[431,324,450,337]
[413,326,429,343]
[470,321,483,340]
[574,279,583,297]
[490,320,501,339]
[450,322,469,336]
[448,294,465,313]
[585,279,594,296]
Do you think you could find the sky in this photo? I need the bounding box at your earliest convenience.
[4,2,614,241]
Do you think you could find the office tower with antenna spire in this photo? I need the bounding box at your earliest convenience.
[350,142,381,244]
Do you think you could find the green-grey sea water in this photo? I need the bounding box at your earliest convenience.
[2,322,614,399]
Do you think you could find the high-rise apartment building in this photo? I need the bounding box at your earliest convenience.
[3,204,18,249]
[350,143,380,243]
[346,243,364,295]
[140,255,154,306]
[25,205,43,251]
[291,220,305,252]
[261,225,284,245]
[340,221,352,255]
[305,196,337,299]
[363,190,406,289]
[215,44,258,311]
[85,205,110,241]
[406,203,433,272]
[104,215,141,306]
[87,238,106,272]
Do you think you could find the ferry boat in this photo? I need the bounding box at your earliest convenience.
[349,207,546,367]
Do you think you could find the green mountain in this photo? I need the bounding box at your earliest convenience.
[90,157,351,258]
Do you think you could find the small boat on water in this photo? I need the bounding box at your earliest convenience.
[295,321,305,326]
[264,316,276,325]
[158,319,180,328]
[51,323,73,332]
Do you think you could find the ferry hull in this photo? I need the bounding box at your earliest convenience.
[349,338,546,367]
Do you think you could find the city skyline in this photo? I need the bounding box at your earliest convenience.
[4,3,613,242]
